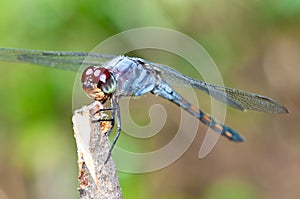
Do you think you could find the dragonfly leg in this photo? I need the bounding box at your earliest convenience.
[93,107,117,114]
[92,107,116,136]
[104,98,121,164]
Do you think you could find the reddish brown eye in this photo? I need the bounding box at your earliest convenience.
[95,68,110,85]
[81,66,116,94]
[81,66,97,90]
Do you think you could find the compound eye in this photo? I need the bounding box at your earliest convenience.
[95,67,111,84]
[95,67,116,94]
[81,66,97,90]
[81,66,116,94]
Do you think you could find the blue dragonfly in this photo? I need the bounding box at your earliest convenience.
[0,48,288,162]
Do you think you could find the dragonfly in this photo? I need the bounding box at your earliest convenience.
[0,48,288,163]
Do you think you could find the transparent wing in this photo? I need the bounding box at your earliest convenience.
[0,48,288,113]
[0,48,117,72]
[146,61,288,113]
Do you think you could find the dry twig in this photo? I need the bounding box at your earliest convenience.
[72,101,122,199]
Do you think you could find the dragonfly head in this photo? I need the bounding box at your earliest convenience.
[81,66,116,103]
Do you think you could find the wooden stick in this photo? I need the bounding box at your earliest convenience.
[72,101,122,199]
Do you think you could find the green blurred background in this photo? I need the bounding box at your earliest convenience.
[0,0,299,199]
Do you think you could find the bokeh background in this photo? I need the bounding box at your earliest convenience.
[0,0,299,199]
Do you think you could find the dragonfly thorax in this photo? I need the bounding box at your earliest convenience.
[81,66,116,103]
